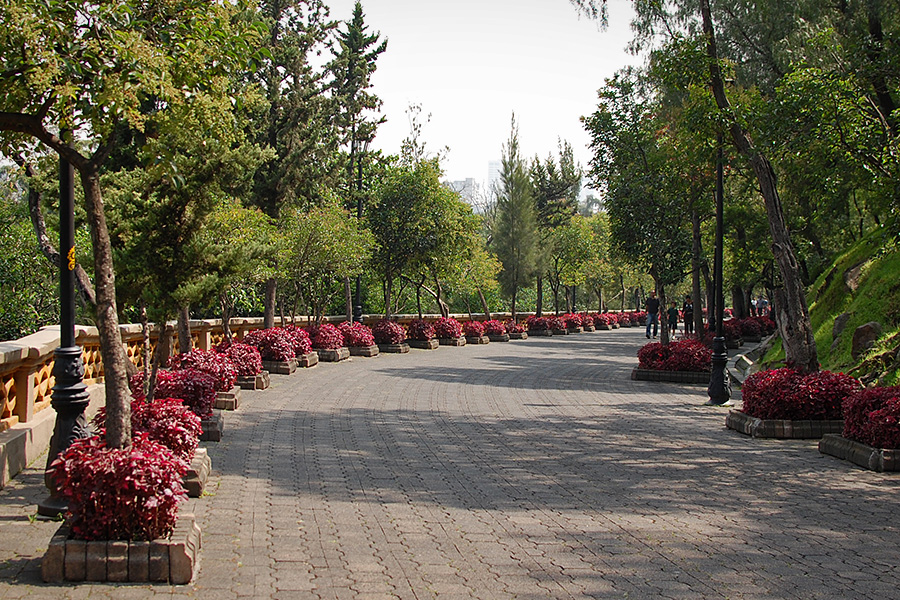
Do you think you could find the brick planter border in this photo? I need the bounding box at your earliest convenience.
[298,352,319,368]
[42,512,201,584]
[407,339,439,350]
[509,332,528,340]
[465,336,490,345]
[261,359,296,375]
[725,410,844,439]
[377,343,410,353]
[528,329,552,337]
[184,448,211,498]
[349,345,379,357]
[597,324,611,330]
[487,334,510,343]
[819,434,899,472]
[583,326,596,332]
[631,368,710,385]
[237,371,269,390]
[566,327,584,334]
[551,328,569,336]
[200,410,224,442]
[316,347,350,362]
[438,337,466,346]
[214,386,241,411]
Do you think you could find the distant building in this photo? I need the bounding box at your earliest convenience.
[444,178,480,204]
[487,160,502,195]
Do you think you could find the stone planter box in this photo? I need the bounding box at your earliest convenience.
[612,323,620,329]
[819,434,899,472]
[407,339,439,350]
[583,325,596,332]
[184,448,211,498]
[509,332,528,340]
[261,359,297,375]
[438,337,466,347]
[631,368,710,385]
[566,327,584,334]
[743,334,762,343]
[378,343,410,353]
[214,386,241,411]
[552,328,569,335]
[726,338,743,349]
[528,329,552,336]
[620,322,632,328]
[237,371,269,390]
[349,345,379,357]
[465,335,489,345]
[316,347,350,362]
[200,410,224,442]
[725,410,844,439]
[487,333,510,342]
[597,323,611,330]
[298,352,319,368]
[42,512,201,584]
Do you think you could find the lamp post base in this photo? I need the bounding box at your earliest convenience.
[706,336,731,405]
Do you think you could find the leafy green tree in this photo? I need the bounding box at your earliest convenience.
[491,116,541,319]
[545,216,596,313]
[0,0,263,446]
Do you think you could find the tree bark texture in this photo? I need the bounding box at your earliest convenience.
[264,278,277,329]
[177,306,192,355]
[691,209,705,337]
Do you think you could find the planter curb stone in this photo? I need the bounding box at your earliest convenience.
[725,410,844,439]
[819,434,899,472]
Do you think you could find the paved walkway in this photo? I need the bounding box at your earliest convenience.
[1,327,899,599]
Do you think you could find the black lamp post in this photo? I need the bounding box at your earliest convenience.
[707,134,731,405]
[37,145,91,517]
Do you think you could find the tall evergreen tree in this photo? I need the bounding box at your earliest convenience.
[492,116,540,319]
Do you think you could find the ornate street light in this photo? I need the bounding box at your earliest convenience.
[37,145,91,517]
[707,134,731,405]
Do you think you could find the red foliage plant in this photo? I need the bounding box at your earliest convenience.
[372,319,406,344]
[49,433,186,541]
[167,349,236,392]
[214,341,262,377]
[526,316,551,331]
[483,319,506,336]
[580,314,595,327]
[504,319,525,334]
[741,368,861,421]
[754,315,777,334]
[562,313,583,328]
[407,319,435,341]
[92,397,201,463]
[722,319,742,341]
[463,320,485,336]
[130,369,216,420]
[637,339,712,373]
[307,323,345,350]
[338,321,376,347]
[738,317,763,338]
[280,325,313,356]
[842,386,900,449]
[549,316,566,330]
[433,317,463,339]
[242,328,296,362]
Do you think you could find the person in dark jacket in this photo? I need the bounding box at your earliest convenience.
[645,290,660,339]
[683,296,694,335]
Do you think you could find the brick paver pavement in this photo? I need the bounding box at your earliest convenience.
[2,327,898,599]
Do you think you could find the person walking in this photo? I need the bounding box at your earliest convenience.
[683,296,694,336]
[645,290,660,339]
[666,301,679,338]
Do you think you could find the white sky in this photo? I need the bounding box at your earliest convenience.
[325,0,640,187]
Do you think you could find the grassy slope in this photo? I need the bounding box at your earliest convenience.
[763,230,900,384]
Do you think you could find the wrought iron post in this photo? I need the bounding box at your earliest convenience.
[38,144,91,517]
[707,134,731,405]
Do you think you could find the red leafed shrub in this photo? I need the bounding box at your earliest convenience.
[407,319,435,341]
[843,386,900,449]
[92,397,201,463]
[754,315,777,334]
[724,308,733,318]
[214,341,262,377]
[526,316,551,331]
[580,314,595,327]
[433,317,463,339]
[562,313,583,328]
[372,319,406,344]
[463,320,485,336]
[281,325,313,356]
[723,319,742,341]
[742,368,861,421]
[307,323,344,350]
[242,328,296,362]
[633,311,647,325]
[549,316,566,330]
[638,339,712,372]
[167,349,236,392]
[338,321,376,347]
[483,319,506,336]
[49,433,186,541]
[738,318,763,338]
[594,313,612,326]
[504,319,525,334]
[130,369,216,419]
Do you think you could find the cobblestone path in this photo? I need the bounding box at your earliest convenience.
[2,327,898,599]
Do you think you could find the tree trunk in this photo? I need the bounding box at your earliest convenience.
[344,276,353,322]
[81,171,131,449]
[702,261,714,330]
[140,300,150,399]
[700,0,818,373]
[177,306,192,355]
[536,276,544,316]
[264,278,277,329]
[691,209,705,337]
[477,288,491,320]
[511,288,518,321]
[658,279,669,345]
[620,275,626,312]
[384,275,393,319]
[148,325,172,403]
[221,294,233,343]
[731,285,747,319]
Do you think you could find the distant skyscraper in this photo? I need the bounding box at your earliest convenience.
[444,178,479,204]
[487,160,502,197]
